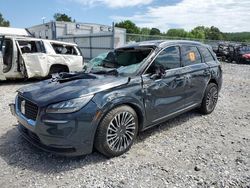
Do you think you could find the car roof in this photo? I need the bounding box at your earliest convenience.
[3,35,77,46]
[120,40,205,49]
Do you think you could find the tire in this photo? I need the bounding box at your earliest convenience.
[94,105,138,158]
[199,83,219,114]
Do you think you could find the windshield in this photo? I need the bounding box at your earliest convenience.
[85,48,153,76]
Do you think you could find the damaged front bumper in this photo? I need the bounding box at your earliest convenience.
[9,99,100,157]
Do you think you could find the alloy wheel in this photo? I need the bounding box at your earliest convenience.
[206,86,218,112]
[106,111,136,152]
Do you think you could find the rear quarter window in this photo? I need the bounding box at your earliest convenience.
[181,46,202,66]
[51,43,78,55]
[199,46,215,62]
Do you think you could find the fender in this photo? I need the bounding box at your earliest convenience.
[92,92,146,131]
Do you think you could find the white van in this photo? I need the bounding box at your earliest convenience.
[0,36,84,80]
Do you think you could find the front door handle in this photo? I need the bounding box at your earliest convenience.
[175,76,185,81]
[143,83,150,88]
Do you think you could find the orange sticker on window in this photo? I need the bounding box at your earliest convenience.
[188,52,196,62]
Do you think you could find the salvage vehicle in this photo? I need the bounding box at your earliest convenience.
[0,36,83,80]
[227,44,250,64]
[212,42,230,61]
[10,40,222,157]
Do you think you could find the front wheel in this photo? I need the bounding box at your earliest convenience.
[94,105,138,158]
[199,83,219,114]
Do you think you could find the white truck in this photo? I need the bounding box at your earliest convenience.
[0,36,84,80]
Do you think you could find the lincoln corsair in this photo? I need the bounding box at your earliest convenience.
[10,40,222,157]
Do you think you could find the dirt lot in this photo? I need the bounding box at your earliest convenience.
[0,63,249,188]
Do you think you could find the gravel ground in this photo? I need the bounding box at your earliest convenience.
[0,63,249,188]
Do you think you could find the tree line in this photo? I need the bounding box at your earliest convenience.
[115,20,250,42]
[1,12,249,42]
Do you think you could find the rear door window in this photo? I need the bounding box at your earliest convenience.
[181,46,202,66]
[199,46,215,62]
[17,40,45,54]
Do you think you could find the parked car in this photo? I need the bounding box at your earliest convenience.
[227,44,250,64]
[212,42,230,61]
[0,36,84,80]
[10,40,222,157]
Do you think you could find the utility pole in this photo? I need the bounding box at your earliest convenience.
[41,17,46,24]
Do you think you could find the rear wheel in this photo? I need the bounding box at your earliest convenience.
[94,105,138,158]
[199,83,218,114]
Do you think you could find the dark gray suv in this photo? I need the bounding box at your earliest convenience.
[10,40,222,157]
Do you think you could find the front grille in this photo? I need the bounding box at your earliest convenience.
[18,96,38,121]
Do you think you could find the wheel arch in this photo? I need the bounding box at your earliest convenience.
[208,78,218,86]
[122,102,144,132]
[93,101,143,157]
[48,64,69,75]
[94,98,146,135]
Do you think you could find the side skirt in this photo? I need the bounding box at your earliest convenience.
[141,103,200,132]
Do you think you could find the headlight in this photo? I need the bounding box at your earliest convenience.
[46,95,93,113]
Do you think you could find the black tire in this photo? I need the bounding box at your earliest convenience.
[199,83,219,114]
[94,105,138,158]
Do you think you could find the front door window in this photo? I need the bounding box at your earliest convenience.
[146,46,181,78]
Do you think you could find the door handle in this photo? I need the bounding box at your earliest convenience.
[175,76,185,81]
[143,83,150,88]
[158,81,169,87]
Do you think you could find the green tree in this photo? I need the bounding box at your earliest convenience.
[0,13,10,27]
[206,26,225,40]
[140,27,151,35]
[224,32,250,42]
[166,28,188,38]
[190,26,207,39]
[54,13,73,22]
[150,28,161,35]
[115,20,140,34]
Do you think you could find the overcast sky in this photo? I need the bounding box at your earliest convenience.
[1,0,249,32]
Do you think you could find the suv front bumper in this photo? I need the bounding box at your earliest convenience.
[9,101,99,157]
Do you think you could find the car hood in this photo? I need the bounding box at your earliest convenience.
[18,74,130,106]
